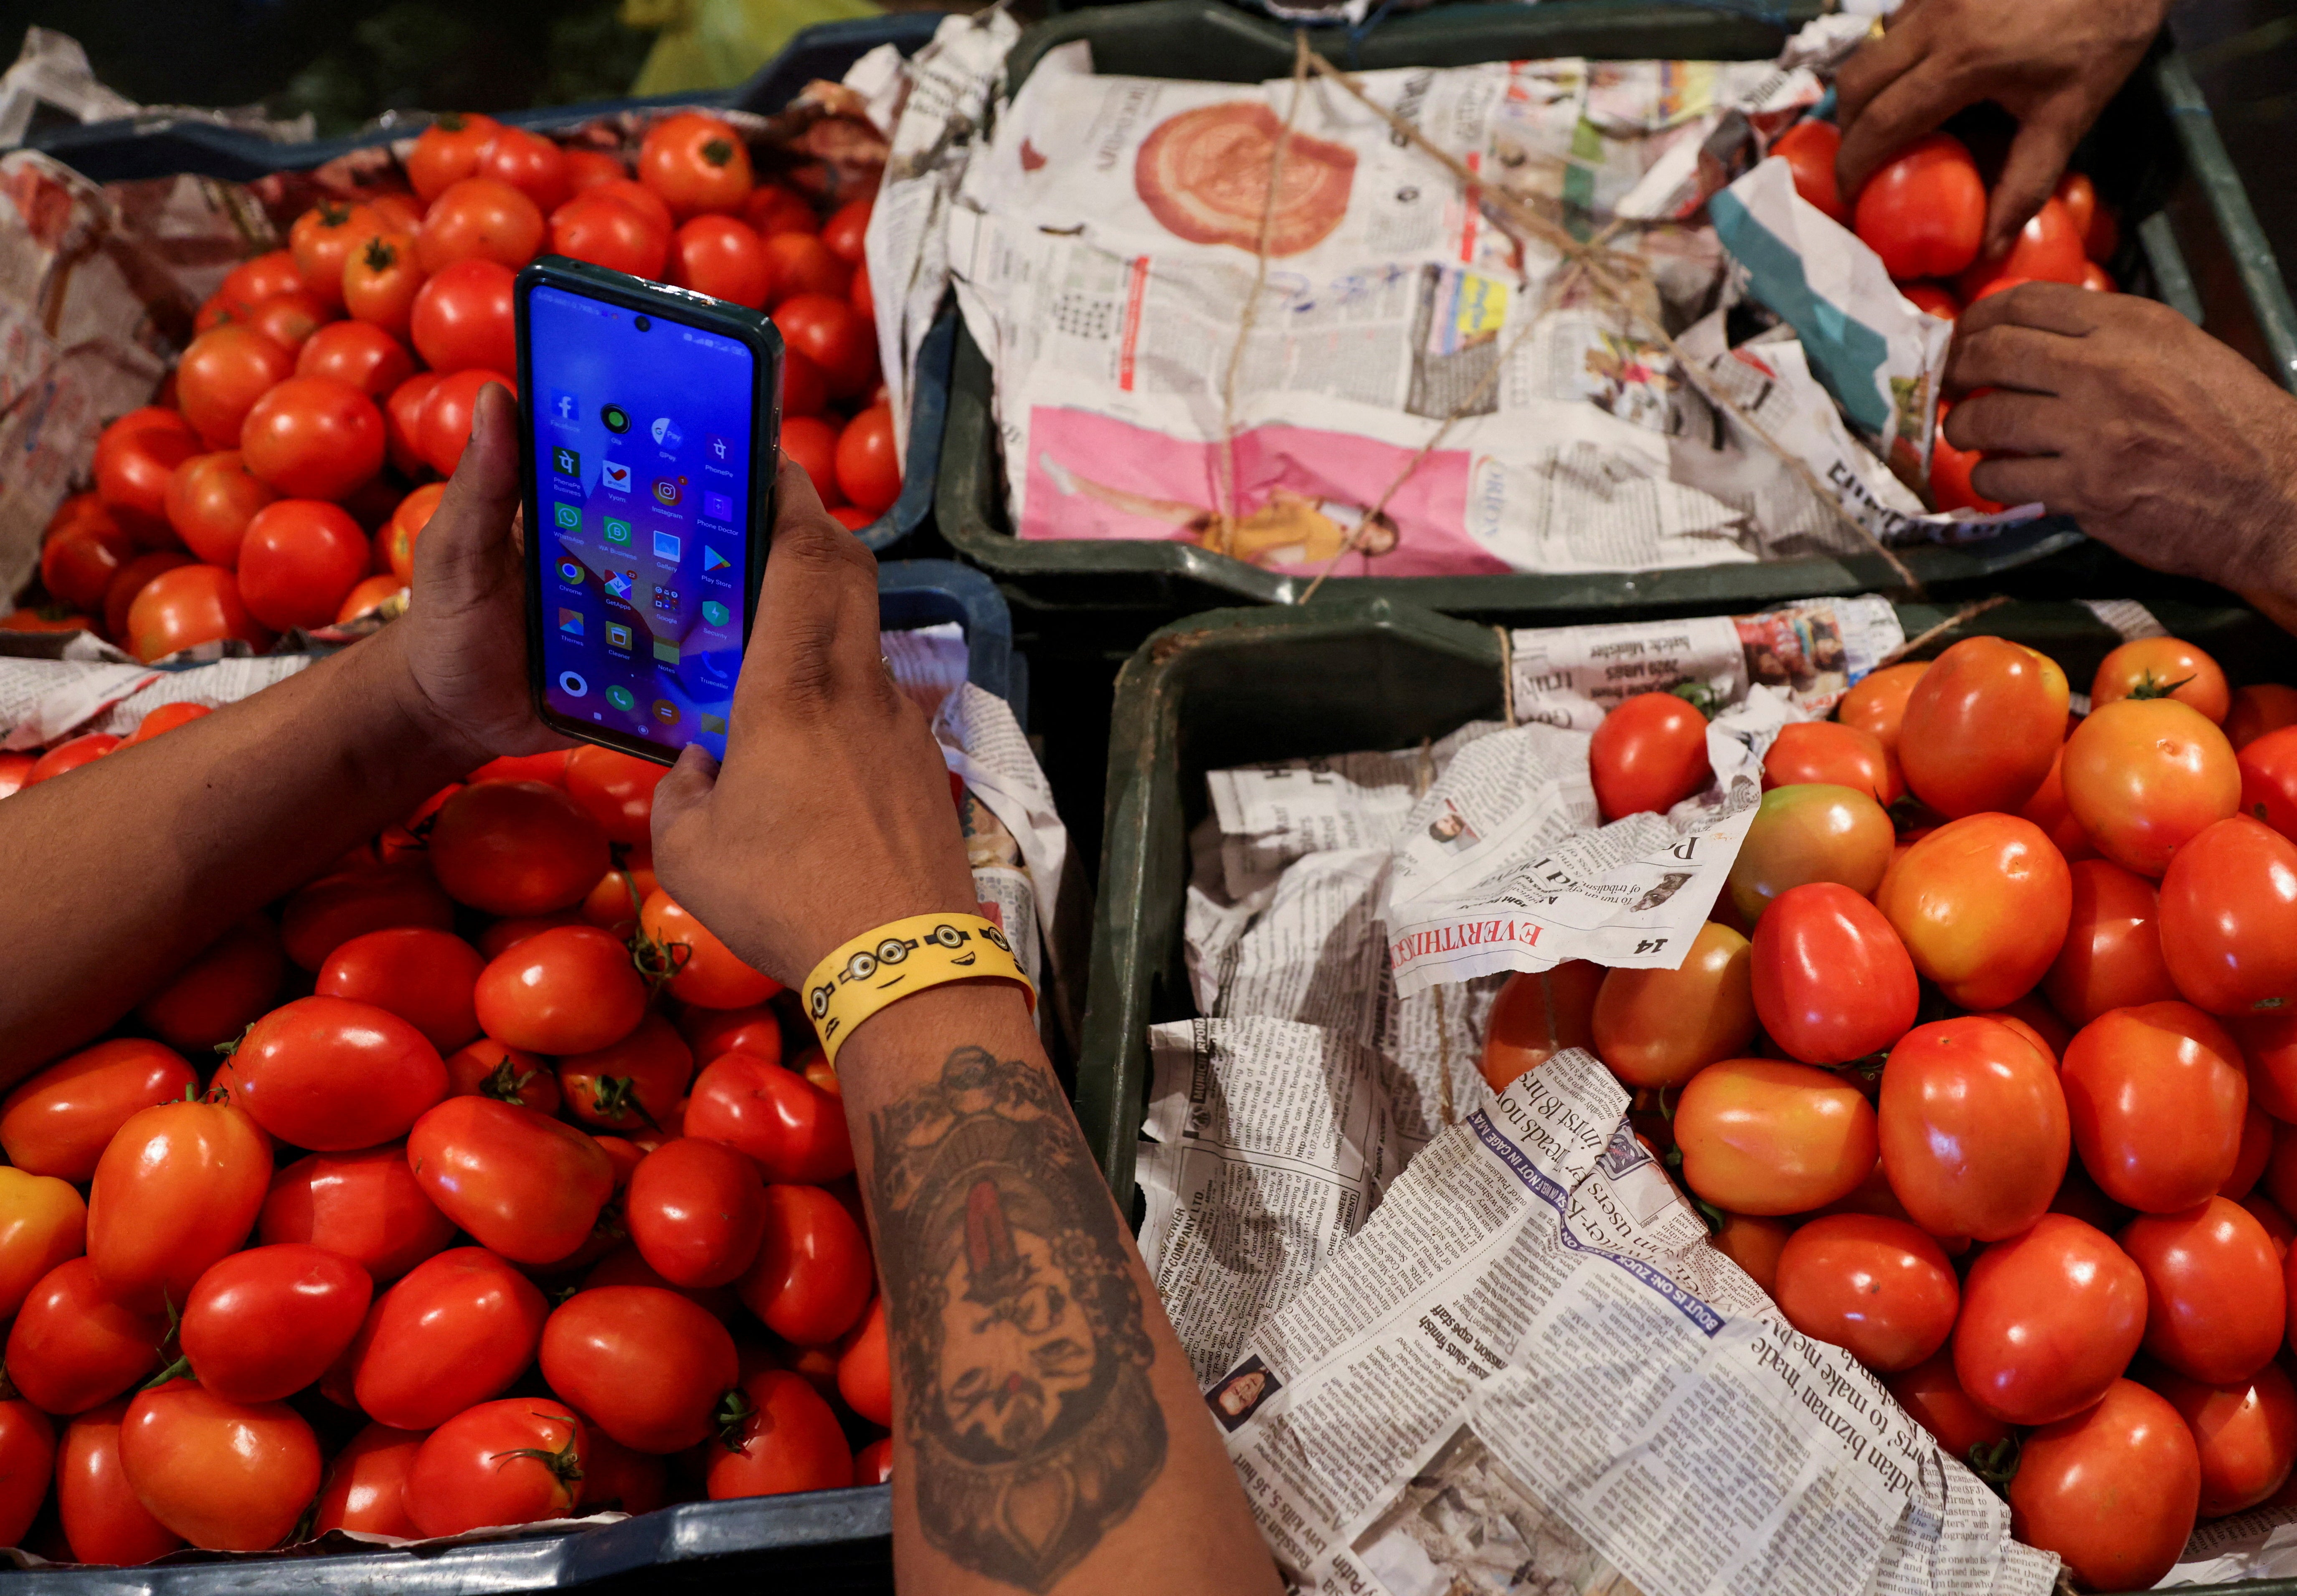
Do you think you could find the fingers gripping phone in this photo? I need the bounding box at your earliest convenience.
[515,256,782,765]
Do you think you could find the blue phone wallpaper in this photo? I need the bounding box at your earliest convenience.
[526,282,758,762]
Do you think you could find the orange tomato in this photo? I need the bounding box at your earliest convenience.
[1707,1212,1791,1295]
[1836,661,1927,758]
[1762,720,1899,804]
[342,230,425,341]
[1589,921,1753,1088]
[640,889,778,1009]
[1727,783,1893,924]
[2091,636,2230,724]
[1875,813,2071,1009]
[1478,962,1601,1091]
[1673,1058,1878,1216]
[2061,698,2240,877]
[1897,637,2067,816]
[639,112,755,220]
[175,325,296,450]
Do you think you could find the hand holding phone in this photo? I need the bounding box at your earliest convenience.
[515,257,783,765]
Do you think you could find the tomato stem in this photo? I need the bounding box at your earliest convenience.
[489,1419,585,1487]
[0,1365,18,1403]
[714,1386,755,1451]
[1666,681,1719,720]
[482,1056,545,1105]
[283,1498,319,1548]
[2127,670,2196,702]
[701,137,735,170]
[588,1074,658,1129]
[139,1352,193,1392]
[1965,1434,2021,1498]
[628,922,692,995]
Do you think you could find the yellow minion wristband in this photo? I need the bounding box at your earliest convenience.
[801,912,1035,1066]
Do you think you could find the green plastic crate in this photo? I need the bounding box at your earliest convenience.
[936,0,2296,624]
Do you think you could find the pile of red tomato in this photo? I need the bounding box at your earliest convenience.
[1767,120,2118,517]
[1486,633,2297,1591]
[0,741,889,1562]
[18,108,901,661]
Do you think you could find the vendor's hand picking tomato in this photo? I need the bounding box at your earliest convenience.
[1589,921,1754,1088]
[472,923,647,1054]
[1852,133,1986,281]
[1773,1214,1957,1372]
[539,1285,739,1453]
[259,1144,457,1282]
[2120,1197,2284,1384]
[1884,1349,2012,1463]
[312,1422,425,1537]
[1479,962,1601,1090]
[1727,785,1894,923]
[1590,692,1709,821]
[2149,1362,2297,1516]
[707,1368,852,1500]
[231,995,448,1151]
[1672,1057,1879,1216]
[627,1135,768,1287]
[2043,859,2179,1027]
[4,1258,167,1414]
[429,779,609,915]
[2092,637,2231,723]
[1750,882,1919,1064]
[1956,1213,2146,1425]
[1898,637,2068,816]
[1875,813,2071,1009]
[0,1168,86,1320]
[0,1037,199,1181]
[351,1247,550,1429]
[2228,684,2297,749]
[737,1183,873,1346]
[58,1400,183,1565]
[2010,1378,2199,1591]
[2158,816,2297,1013]
[1879,1016,2068,1242]
[1957,196,2089,301]
[556,1014,692,1132]
[2062,1001,2247,1213]
[87,1098,271,1311]
[2061,698,2240,876]
[1761,721,1899,804]
[405,1097,615,1264]
[180,1243,373,1403]
[403,1399,584,1538]
[120,1381,320,1552]
[639,889,778,1009]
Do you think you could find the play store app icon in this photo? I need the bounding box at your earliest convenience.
[703,546,730,574]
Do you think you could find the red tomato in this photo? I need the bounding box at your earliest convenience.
[24,732,120,786]
[5,1257,167,1413]
[2054,172,2100,241]
[1589,693,1709,820]
[762,232,849,307]
[38,521,132,611]
[563,147,625,194]
[820,198,870,264]
[428,778,609,915]
[2010,1379,2198,1591]
[1772,1213,1956,1372]
[236,498,369,630]
[1589,921,1754,1088]
[626,1137,767,1287]
[2246,1191,2297,1257]
[708,1368,851,1499]
[1875,813,2071,1009]
[279,858,454,970]
[2151,1362,2297,1516]
[1957,197,2089,300]
[406,1097,615,1264]
[738,1183,872,1346]
[312,1422,425,1537]
[470,749,570,785]
[86,1099,271,1311]
[119,1381,319,1551]
[443,1037,560,1116]
[676,1003,786,1070]
[410,256,516,375]
[579,1431,667,1513]
[295,319,413,399]
[175,325,296,448]
[563,742,664,845]
[772,291,874,396]
[59,1399,182,1564]
[122,563,271,661]
[1897,637,2068,816]
[586,177,674,238]
[1956,1213,2145,1424]
[383,370,439,477]
[640,112,755,220]
[2242,1011,2297,1123]
[2118,1196,2284,1383]
[421,367,517,476]
[238,291,335,361]
[781,347,829,418]
[232,995,448,1151]
[744,184,817,237]
[837,1297,891,1428]
[1878,1016,2067,1242]
[539,1285,738,1453]
[416,176,544,273]
[317,927,485,1053]
[1769,119,1846,222]
[1883,1349,2011,1463]
[1749,882,1919,1064]
[2228,684,2297,749]
[2061,697,2240,877]
[779,414,844,506]
[2043,858,2178,1027]
[548,192,669,279]
[240,377,385,502]
[180,1243,373,1403]
[557,1014,693,1132]
[259,1144,456,1283]
[640,889,777,1008]
[1672,1057,1878,1215]
[473,924,647,1054]
[834,403,901,517]
[669,215,770,307]
[2235,723,2297,851]
[1761,720,1899,804]
[290,201,383,309]
[342,230,424,341]
[378,481,446,582]
[1929,407,2003,514]
[337,573,405,623]
[851,261,875,320]
[687,1052,853,1184]
[1902,282,1960,319]
[1853,133,1985,279]
[404,1398,585,1537]
[0,1168,84,1322]
[408,112,503,203]
[1706,1213,1790,1295]
[0,1037,198,1181]
[2160,816,2297,1013]
[101,550,195,640]
[2092,636,2230,723]
[350,1247,550,1429]
[2229,1101,2274,1199]
[474,125,569,213]
[218,249,307,309]
[2063,1001,2247,1212]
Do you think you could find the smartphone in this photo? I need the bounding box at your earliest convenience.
[515,256,782,765]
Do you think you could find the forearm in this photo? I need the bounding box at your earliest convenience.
[0,626,473,1077]
[834,982,1280,1596]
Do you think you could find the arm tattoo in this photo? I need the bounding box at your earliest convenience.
[867,1045,1167,1592]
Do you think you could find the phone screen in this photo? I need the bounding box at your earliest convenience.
[525,281,759,763]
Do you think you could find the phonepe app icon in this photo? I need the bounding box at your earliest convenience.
[705,434,732,465]
[551,447,579,477]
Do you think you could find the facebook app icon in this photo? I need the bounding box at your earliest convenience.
[550,391,580,426]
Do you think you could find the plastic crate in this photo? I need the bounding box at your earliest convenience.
[23,13,953,558]
[878,555,1026,719]
[934,0,2295,624]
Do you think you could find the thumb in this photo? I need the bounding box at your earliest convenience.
[649,742,720,855]
[1983,109,2080,262]
[412,383,524,601]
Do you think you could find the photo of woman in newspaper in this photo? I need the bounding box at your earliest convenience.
[1037,453,1400,570]
[1207,1356,1282,1433]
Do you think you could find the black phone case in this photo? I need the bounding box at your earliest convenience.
[513,255,783,766]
